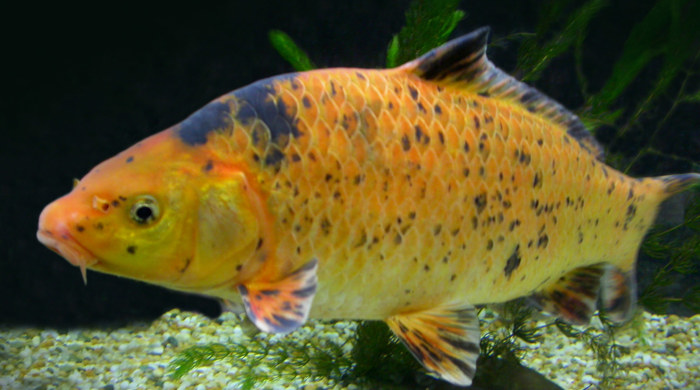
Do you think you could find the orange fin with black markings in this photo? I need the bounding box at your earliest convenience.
[237,258,318,333]
[385,302,480,386]
[530,264,604,325]
[600,265,636,323]
[530,263,637,325]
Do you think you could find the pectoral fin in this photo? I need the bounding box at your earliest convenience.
[238,258,318,333]
[385,302,480,386]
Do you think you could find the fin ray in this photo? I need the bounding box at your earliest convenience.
[600,265,636,323]
[530,264,604,325]
[386,302,480,386]
[238,258,318,333]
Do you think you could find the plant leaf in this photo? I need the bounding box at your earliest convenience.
[268,30,316,71]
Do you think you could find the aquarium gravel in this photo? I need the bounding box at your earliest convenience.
[0,309,697,389]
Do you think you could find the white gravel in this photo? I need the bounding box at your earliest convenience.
[0,309,698,389]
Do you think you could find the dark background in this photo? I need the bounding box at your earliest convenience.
[2,0,698,327]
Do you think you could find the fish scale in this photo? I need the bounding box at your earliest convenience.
[37,27,699,386]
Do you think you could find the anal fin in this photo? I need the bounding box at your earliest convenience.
[238,258,318,333]
[385,302,480,386]
[530,265,604,325]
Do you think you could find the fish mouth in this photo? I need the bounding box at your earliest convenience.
[37,224,98,284]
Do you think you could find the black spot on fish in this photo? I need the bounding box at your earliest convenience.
[478,91,490,97]
[537,234,549,249]
[434,104,442,114]
[533,171,542,189]
[402,134,411,151]
[127,245,137,254]
[76,225,84,232]
[474,193,487,214]
[408,85,419,100]
[415,125,424,143]
[463,141,470,153]
[264,149,285,170]
[203,160,214,172]
[125,156,134,163]
[504,245,521,278]
[509,219,520,231]
[177,100,231,146]
[302,96,312,108]
[473,116,480,130]
[463,168,470,177]
[519,151,531,165]
[486,239,493,250]
[355,72,366,80]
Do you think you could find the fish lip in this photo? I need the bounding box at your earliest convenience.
[36,226,99,269]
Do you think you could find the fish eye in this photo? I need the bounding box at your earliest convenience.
[130,195,160,225]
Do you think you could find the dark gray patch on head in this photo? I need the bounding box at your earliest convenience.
[233,75,301,143]
[504,244,521,278]
[177,101,232,146]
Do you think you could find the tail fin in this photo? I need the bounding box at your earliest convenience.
[656,173,700,198]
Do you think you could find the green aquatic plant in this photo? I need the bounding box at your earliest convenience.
[384,0,465,68]
[515,0,608,84]
[640,191,700,314]
[478,301,541,367]
[269,0,464,71]
[169,324,354,389]
[554,317,626,389]
[268,30,316,72]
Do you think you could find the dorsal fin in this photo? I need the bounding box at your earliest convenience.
[403,26,604,160]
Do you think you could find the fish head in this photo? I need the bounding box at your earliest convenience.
[37,128,262,293]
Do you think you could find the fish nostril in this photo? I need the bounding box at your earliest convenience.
[92,196,111,213]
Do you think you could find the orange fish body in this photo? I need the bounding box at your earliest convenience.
[37,28,699,386]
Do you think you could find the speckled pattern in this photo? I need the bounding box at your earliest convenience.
[0,309,697,389]
[197,64,669,320]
